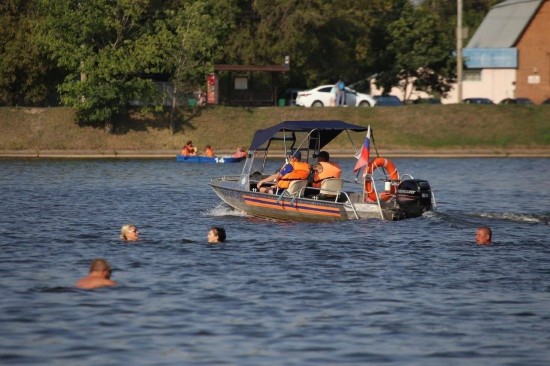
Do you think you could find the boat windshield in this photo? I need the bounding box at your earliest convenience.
[244,129,321,176]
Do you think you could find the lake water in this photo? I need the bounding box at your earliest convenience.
[0,157,549,365]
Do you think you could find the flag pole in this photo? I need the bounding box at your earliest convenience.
[353,125,371,183]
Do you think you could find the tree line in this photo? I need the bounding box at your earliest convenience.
[0,0,499,129]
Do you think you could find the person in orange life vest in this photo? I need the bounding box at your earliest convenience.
[256,150,310,194]
[232,147,247,158]
[311,151,342,188]
[205,145,214,157]
[181,140,197,156]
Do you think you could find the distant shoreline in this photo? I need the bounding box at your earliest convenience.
[2,106,549,157]
[1,149,549,159]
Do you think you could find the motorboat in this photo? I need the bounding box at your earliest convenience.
[176,155,245,163]
[209,120,435,221]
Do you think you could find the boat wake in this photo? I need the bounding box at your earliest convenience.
[431,210,549,226]
[206,203,248,218]
[473,212,549,225]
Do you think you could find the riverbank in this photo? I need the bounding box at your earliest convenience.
[1,105,549,158]
[1,148,548,159]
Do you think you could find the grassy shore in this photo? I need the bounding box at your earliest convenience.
[1,105,549,157]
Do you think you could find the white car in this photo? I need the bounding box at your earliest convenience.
[295,85,376,107]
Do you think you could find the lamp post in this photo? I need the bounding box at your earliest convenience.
[457,0,463,103]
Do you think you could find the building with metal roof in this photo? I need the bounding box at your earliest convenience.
[446,0,550,104]
[467,0,542,48]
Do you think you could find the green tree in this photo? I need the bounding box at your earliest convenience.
[0,0,64,106]
[419,0,501,44]
[377,2,455,99]
[225,0,402,88]
[37,0,166,130]
[151,0,237,134]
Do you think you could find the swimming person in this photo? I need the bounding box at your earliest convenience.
[75,258,116,289]
[120,224,139,242]
[208,226,226,243]
[475,226,492,245]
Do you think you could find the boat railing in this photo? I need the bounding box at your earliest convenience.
[301,184,361,220]
[365,174,385,219]
[341,192,360,219]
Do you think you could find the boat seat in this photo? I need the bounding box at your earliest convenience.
[276,180,308,204]
[318,178,344,201]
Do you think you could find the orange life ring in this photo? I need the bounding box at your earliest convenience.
[364,157,399,202]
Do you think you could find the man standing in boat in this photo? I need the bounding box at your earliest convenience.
[257,150,310,194]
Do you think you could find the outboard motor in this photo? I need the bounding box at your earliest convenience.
[395,179,432,218]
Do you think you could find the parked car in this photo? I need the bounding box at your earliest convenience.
[412,97,441,104]
[462,98,494,104]
[499,98,534,105]
[373,95,402,106]
[295,85,376,107]
[279,88,303,106]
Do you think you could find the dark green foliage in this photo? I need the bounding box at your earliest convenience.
[1,0,499,122]
[376,2,456,98]
[35,0,167,127]
[0,0,65,106]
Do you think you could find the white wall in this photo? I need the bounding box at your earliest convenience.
[443,69,516,104]
[367,69,517,104]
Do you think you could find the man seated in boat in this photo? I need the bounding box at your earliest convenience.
[204,145,214,157]
[311,151,342,188]
[181,140,197,156]
[232,147,247,158]
[256,150,310,194]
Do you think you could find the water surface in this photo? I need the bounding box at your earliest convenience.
[0,158,549,365]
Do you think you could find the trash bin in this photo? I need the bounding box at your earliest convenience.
[188,98,197,107]
[278,98,286,107]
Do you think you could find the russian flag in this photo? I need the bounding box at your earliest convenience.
[353,126,371,172]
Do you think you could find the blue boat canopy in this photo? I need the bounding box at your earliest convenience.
[249,120,368,151]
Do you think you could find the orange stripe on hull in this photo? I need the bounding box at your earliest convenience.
[243,195,342,217]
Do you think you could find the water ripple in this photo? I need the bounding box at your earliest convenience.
[1,158,550,365]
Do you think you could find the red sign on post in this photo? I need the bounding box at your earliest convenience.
[207,73,218,104]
